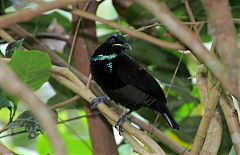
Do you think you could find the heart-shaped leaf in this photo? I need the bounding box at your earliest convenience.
[10,50,52,91]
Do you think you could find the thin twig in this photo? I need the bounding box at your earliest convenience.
[153,51,185,126]
[67,1,91,67]
[86,73,92,88]
[50,95,81,109]
[183,0,199,35]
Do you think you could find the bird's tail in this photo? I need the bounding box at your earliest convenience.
[162,111,179,130]
[151,101,179,130]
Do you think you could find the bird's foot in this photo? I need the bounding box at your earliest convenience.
[90,96,110,114]
[115,113,131,135]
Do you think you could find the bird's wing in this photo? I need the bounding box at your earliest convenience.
[116,54,166,102]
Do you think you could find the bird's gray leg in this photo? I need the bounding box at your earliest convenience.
[115,110,133,135]
[90,96,110,114]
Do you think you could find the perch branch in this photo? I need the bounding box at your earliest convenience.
[51,67,166,155]
[132,0,240,100]
[0,61,67,155]
[106,117,151,155]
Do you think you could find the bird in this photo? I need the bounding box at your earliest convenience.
[90,34,179,132]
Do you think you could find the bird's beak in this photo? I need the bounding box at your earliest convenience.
[112,43,132,51]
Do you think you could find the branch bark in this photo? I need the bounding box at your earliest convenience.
[201,0,240,69]
[191,65,222,154]
[0,62,67,155]
[200,112,222,155]
[132,0,240,100]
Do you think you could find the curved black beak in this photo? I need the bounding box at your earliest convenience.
[112,43,132,51]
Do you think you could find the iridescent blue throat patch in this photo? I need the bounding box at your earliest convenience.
[90,53,117,61]
[91,53,117,73]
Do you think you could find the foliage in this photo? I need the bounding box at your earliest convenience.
[9,111,44,139]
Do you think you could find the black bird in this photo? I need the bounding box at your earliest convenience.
[90,34,179,131]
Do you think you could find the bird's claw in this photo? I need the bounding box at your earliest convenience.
[90,96,110,110]
[115,114,130,135]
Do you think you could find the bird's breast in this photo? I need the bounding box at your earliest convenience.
[90,60,126,89]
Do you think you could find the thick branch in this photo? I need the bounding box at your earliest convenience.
[132,0,240,100]
[200,112,222,155]
[0,62,66,155]
[191,68,222,154]
[201,0,240,69]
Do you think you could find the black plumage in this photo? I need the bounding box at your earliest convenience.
[90,34,179,130]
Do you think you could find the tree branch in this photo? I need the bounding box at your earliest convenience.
[200,112,222,155]
[191,65,222,154]
[201,0,240,69]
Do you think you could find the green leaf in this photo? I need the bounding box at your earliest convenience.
[10,50,52,90]
[36,128,92,155]
[5,39,24,58]
[9,111,44,139]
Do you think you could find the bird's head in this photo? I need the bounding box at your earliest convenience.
[101,34,131,53]
[92,34,131,58]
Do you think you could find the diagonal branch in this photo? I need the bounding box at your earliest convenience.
[132,0,240,100]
